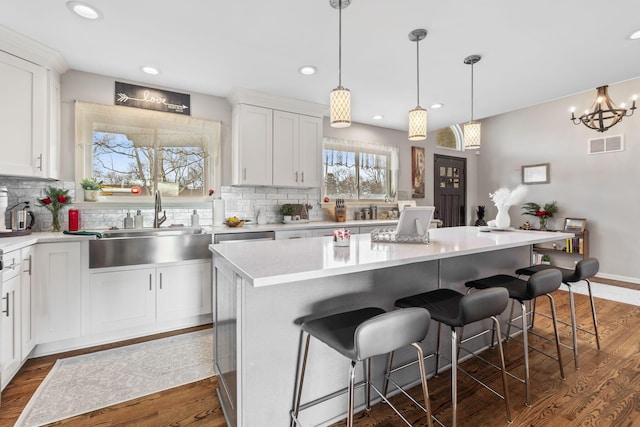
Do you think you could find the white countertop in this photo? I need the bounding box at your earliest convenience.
[210,226,574,287]
[209,219,399,234]
[0,231,97,253]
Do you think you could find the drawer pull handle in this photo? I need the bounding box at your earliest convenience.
[2,294,9,317]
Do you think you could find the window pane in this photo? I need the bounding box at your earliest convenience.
[159,144,206,197]
[359,152,388,199]
[323,149,357,199]
[93,131,153,196]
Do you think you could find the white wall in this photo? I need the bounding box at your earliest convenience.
[59,70,233,183]
[476,78,640,282]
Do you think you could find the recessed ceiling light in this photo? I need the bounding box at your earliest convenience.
[141,66,160,75]
[373,115,384,120]
[430,103,444,109]
[298,65,317,75]
[630,30,640,40]
[66,1,102,20]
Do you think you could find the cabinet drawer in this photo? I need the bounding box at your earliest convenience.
[2,249,22,281]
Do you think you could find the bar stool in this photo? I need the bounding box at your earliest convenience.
[291,307,433,427]
[465,269,565,406]
[515,258,601,368]
[391,287,512,427]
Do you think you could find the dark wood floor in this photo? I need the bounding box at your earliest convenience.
[1,285,639,426]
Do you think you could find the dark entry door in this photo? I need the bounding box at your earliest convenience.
[434,154,467,227]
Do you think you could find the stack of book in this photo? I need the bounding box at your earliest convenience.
[565,237,584,254]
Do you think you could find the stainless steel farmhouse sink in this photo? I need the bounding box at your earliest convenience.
[89,227,212,268]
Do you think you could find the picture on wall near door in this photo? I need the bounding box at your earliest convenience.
[411,146,425,198]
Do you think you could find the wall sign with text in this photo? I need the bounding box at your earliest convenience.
[115,82,190,115]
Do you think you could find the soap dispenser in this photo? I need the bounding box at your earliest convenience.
[135,209,144,228]
[191,209,200,228]
[124,211,134,229]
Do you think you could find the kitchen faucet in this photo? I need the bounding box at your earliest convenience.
[153,190,166,228]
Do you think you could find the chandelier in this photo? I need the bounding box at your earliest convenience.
[571,85,637,132]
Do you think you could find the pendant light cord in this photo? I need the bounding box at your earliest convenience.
[416,38,420,106]
[470,61,474,121]
[338,0,342,87]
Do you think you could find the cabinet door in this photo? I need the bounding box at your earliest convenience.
[20,245,36,358]
[298,114,323,188]
[157,262,212,321]
[234,104,273,185]
[1,274,21,389]
[310,228,336,237]
[88,268,157,334]
[35,242,82,343]
[273,110,300,187]
[0,50,47,177]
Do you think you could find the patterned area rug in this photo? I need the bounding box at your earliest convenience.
[16,329,214,427]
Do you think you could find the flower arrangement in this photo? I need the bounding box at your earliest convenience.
[37,187,73,232]
[522,201,558,230]
[489,185,528,208]
[488,185,528,229]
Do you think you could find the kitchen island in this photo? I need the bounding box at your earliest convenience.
[209,226,573,427]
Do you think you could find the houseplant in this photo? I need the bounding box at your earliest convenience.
[522,201,558,231]
[37,186,72,232]
[81,177,102,202]
[281,204,296,222]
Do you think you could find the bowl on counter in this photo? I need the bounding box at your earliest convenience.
[225,220,245,228]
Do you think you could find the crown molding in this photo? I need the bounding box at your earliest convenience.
[0,24,69,75]
[227,87,327,118]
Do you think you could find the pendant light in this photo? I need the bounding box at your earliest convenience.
[329,0,351,128]
[463,54,482,149]
[408,29,428,141]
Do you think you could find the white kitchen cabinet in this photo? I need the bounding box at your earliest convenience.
[273,111,322,188]
[89,267,157,334]
[232,104,273,186]
[0,50,48,178]
[89,261,212,334]
[35,242,83,344]
[20,245,35,358]
[1,274,21,389]
[157,262,211,321]
[310,228,337,237]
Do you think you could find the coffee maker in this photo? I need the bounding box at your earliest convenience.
[8,201,35,231]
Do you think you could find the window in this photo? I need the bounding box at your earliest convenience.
[75,102,220,201]
[436,125,463,150]
[323,137,398,200]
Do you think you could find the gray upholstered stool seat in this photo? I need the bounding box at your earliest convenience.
[465,269,565,406]
[292,307,433,427]
[391,288,511,427]
[515,258,601,368]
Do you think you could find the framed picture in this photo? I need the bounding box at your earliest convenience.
[563,217,587,232]
[411,146,425,198]
[521,163,550,184]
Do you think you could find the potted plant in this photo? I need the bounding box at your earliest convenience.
[522,201,558,231]
[281,204,296,222]
[81,178,102,202]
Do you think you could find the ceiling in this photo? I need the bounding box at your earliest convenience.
[2,1,640,133]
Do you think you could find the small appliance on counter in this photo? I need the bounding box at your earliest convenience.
[1,199,35,237]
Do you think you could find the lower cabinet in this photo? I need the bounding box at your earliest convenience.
[20,245,35,358]
[89,260,212,335]
[1,266,21,389]
[35,242,83,344]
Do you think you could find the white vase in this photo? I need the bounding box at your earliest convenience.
[84,190,99,202]
[495,206,511,229]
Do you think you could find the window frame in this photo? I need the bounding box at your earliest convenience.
[74,101,221,204]
[322,137,398,202]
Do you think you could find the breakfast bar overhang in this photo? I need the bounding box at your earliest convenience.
[210,226,573,427]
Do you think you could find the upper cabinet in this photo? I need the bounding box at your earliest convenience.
[0,25,67,179]
[229,89,326,188]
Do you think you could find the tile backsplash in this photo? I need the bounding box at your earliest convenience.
[0,177,324,231]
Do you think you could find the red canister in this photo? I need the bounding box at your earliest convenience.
[68,209,80,231]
